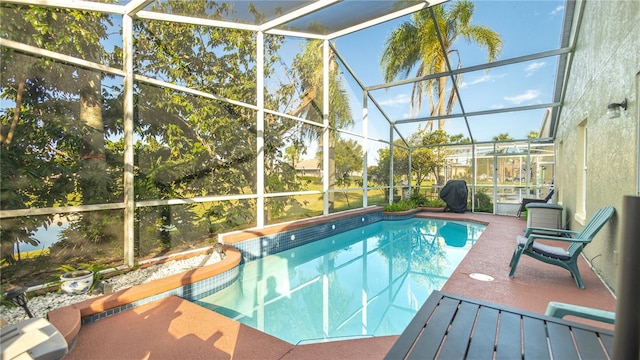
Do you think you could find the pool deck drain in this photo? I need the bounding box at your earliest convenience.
[469,273,495,281]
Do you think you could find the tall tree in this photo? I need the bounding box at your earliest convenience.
[287,39,353,210]
[0,4,116,263]
[373,140,404,192]
[381,0,502,130]
[318,138,363,207]
[0,1,293,275]
[375,129,451,196]
[332,138,363,184]
[527,130,540,139]
[409,129,451,188]
[131,2,297,235]
[492,133,513,141]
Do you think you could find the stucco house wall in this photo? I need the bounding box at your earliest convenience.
[554,0,639,292]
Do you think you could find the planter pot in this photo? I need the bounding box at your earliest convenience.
[60,270,94,295]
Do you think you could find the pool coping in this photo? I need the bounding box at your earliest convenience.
[47,246,242,345]
[46,206,386,346]
[220,206,383,244]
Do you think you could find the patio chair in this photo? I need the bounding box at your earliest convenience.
[0,317,68,360]
[516,188,555,218]
[545,301,615,325]
[508,205,615,289]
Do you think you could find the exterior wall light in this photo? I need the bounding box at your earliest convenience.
[607,98,627,119]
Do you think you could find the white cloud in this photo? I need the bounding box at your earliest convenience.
[525,62,546,77]
[378,93,411,107]
[460,72,508,88]
[550,5,564,16]
[504,90,540,105]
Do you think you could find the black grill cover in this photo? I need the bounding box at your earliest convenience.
[440,180,468,213]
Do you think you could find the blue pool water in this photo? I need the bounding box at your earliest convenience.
[194,218,485,344]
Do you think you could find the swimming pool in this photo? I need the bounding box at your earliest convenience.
[194,218,485,344]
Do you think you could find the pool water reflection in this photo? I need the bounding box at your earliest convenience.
[194,218,485,344]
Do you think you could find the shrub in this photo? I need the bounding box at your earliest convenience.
[474,188,493,213]
[410,192,429,206]
[410,192,446,208]
[383,199,416,212]
[427,198,446,207]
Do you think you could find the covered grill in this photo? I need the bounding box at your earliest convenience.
[439,180,468,213]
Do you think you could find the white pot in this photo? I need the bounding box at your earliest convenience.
[60,270,94,295]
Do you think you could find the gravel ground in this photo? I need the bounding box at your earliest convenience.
[1,252,223,326]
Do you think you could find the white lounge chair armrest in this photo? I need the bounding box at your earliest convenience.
[524,227,578,237]
[545,301,615,325]
[526,233,591,244]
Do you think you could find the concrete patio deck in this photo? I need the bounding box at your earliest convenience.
[60,212,616,359]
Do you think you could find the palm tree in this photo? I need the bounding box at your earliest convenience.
[290,40,352,128]
[289,39,353,210]
[381,0,502,130]
[492,133,513,142]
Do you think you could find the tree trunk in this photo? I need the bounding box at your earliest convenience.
[78,70,108,205]
[0,76,27,262]
[1,75,26,145]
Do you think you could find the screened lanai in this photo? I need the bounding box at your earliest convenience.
[0,0,572,286]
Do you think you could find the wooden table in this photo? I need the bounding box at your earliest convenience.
[385,291,614,359]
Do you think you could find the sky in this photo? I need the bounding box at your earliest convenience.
[98,0,566,161]
[329,0,567,144]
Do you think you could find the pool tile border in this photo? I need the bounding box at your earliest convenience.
[81,266,240,324]
[231,210,383,262]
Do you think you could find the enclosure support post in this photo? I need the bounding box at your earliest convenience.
[614,196,640,359]
[256,31,265,227]
[363,91,369,208]
[322,39,330,215]
[122,12,135,267]
[389,127,394,204]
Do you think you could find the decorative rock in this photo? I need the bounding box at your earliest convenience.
[0,252,222,326]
